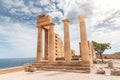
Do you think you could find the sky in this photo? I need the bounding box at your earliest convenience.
[0,0,120,58]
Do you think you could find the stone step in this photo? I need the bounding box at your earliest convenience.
[39,66,90,70]
[37,68,90,73]
[33,62,90,67]
[32,61,91,73]
[34,64,90,67]
[34,61,90,64]
[64,70,90,73]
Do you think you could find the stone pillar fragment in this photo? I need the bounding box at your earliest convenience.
[48,23,55,62]
[78,16,89,62]
[63,19,71,62]
[44,29,49,60]
[36,27,42,62]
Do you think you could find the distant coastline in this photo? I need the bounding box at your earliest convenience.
[0,58,35,69]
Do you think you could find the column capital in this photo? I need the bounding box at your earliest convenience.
[62,19,70,23]
[78,15,85,22]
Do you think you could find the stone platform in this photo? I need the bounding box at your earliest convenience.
[33,61,90,73]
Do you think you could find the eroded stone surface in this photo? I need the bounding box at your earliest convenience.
[108,60,113,68]
[111,68,120,76]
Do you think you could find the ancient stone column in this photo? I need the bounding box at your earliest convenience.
[44,29,49,60]
[78,16,89,62]
[88,41,93,67]
[48,23,55,62]
[36,27,42,62]
[63,19,71,62]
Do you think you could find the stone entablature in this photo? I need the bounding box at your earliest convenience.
[36,14,52,29]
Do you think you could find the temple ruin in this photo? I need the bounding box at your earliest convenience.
[33,14,96,73]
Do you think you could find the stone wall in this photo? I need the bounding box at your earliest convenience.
[55,33,75,59]
[0,66,24,75]
[55,33,64,58]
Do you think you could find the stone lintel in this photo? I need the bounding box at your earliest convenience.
[37,23,55,30]
[43,22,55,28]
[78,15,85,22]
[36,15,52,27]
[36,21,52,28]
[62,19,70,23]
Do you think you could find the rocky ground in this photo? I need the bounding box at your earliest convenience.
[0,59,120,80]
[97,52,120,59]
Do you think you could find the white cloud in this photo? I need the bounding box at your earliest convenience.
[60,0,94,23]
[20,7,30,14]
[0,16,37,58]
[30,7,42,14]
[44,4,57,12]
[3,0,40,16]
[48,11,63,19]
[57,0,65,9]
[2,0,24,9]
[0,16,11,22]
[88,27,120,53]
[39,0,50,6]
[1,0,120,58]
[94,0,120,13]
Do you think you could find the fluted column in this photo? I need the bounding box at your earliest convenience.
[63,19,71,62]
[78,16,89,62]
[48,23,55,62]
[36,27,42,62]
[44,29,49,60]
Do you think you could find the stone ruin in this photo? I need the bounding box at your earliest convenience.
[33,14,96,73]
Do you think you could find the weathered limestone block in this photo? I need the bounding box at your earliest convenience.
[37,15,52,27]
[28,67,36,72]
[108,60,113,68]
[24,66,29,72]
[96,67,105,74]
[24,63,36,72]
[24,63,32,72]
[111,68,120,76]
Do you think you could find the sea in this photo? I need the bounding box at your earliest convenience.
[0,58,35,69]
